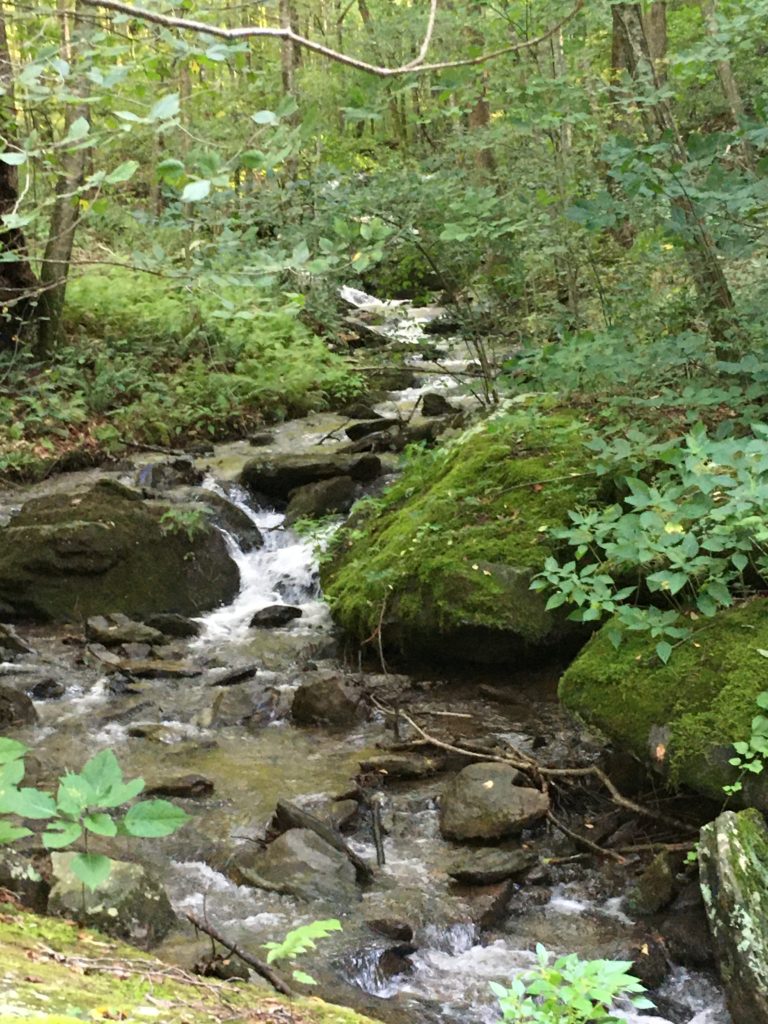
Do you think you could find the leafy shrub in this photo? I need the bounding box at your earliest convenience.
[263,919,342,987]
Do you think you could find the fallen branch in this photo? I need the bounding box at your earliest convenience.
[185,912,296,997]
[547,811,626,865]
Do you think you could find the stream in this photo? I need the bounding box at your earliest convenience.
[0,294,729,1024]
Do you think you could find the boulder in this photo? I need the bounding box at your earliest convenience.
[143,613,201,639]
[48,853,176,947]
[145,775,214,799]
[232,828,359,905]
[699,809,768,1024]
[559,600,768,806]
[291,673,365,727]
[250,605,303,629]
[627,852,676,915]
[29,678,66,700]
[0,480,239,622]
[446,848,536,885]
[421,392,455,417]
[0,848,51,912]
[85,614,164,647]
[321,410,598,666]
[190,490,263,552]
[345,419,398,443]
[241,453,381,502]
[0,685,37,727]
[439,763,548,841]
[136,459,203,490]
[285,477,357,524]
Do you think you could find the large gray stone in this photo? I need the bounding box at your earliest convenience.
[285,476,357,524]
[439,763,549,841]
[291,673,365,727]
[48,854,177,947]
[233,828,359,905]
[699,808,768,1024]
[0,480,239,622]
[241,453,381,502]
[85,614,164,647]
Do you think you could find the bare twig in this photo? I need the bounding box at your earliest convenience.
[547,811,626,864]
[185,912,296,997]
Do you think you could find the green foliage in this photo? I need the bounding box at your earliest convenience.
[491,944,654,1024]
[724,690,768,795]
[263,919,342,987]
[0,742,188,890]
[160,507,209,542]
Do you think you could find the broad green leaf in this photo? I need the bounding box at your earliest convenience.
[292,970,317,985]
[115,110,145,123]
[71,852,112,891]
[42,821,83,849]
[149,93,180,121]
[83,812,118,837]
[123,799,188,837]
[80,749,123,800]
[57,773,97,816]
[0,152,26,165]
[12,787,57,819]
[251,109,277,125]
[100,777,145,809]
[105,160,139,184]
[0,738,27,766]
[64,116,90,143]
[0,820,32,844]
[655,640,673,665]
[181,179,210,203]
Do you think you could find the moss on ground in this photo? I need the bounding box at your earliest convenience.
[559,599,768,802]
[321,406,599,658]
[0,901,382,1024]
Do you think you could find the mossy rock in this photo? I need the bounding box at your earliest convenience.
[699,808,768,1024]
[0,901,384,1024]
[559,600,768,806]
[0,480,239,622]
[320,408,599,666]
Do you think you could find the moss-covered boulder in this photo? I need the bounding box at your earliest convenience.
[699,809,768,1024]
[559,600,768,806]
[0,900,385,1024]
[320,409,599,665]
[0,480,239,622]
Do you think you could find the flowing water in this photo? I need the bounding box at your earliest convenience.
[0,293,730,1024]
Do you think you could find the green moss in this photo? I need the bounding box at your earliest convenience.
[321,407,598,654]
[559,600,768,801]
[0,902,382,1024]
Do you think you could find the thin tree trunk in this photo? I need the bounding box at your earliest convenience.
[700,0,755,169]
[36,0,90,357]
[613,3,735,345]
[0,0,40,348]
[280,0,300,177]
[643,1,667,81]
[550,26,578,318]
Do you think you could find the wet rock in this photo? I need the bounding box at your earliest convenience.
[136,459,203,490]
[699,808,768,1024]
[367,367,417,392]
[207,663,259,687]
[291,673,365,727]
[48,853,176,947]
[85,614,165,647]
[194,951,250,982]
[29,678,66,700]
[359,752,445,781]
[466,879,518,928]
[658,883,713,967]
[145,775,214,799]
[345,419,398,443]
[439,763,548,841]
[625,935,669,991]
[0,480,239,622]
[447,848,536,885]
[366,918,414,943]
[248,431,275,447]
[190,491,263,553]
[0,848,51,912]
[285,477,357,524]
[0,685,37,727]
[377,945,416,979]
[343,402,379,420]
[233,828,359,905]
[120,642,153,660]
[120,659,201,679]
[628,852,676,915]
[328,798,360,831]
[241,453,381,502]
[249,605,303,629]
[144,613,201,639]
[0,624,34,655]
[421,392,455,417]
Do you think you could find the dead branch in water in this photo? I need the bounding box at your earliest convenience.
[186,912,296,997]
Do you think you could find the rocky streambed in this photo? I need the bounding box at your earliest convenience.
[0,299,736,1024]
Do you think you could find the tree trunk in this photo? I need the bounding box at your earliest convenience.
[36,0,91,357]
[0,0,40,349]
[550,26,579,318]
[700,0,755,169]
[612,2,735,344]
[643,1,667,81]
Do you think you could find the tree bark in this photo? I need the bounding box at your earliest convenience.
[700,0,755,169]
[643,1,667,81]
[36,0,91,357]
[0,0,40,349]
[612,2,735,344]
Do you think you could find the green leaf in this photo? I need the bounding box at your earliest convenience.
[123,799,188,838]
[80,749,123,800]
[70,852,112,891]
[64,116,90,142]
[251,109,278,125]
[292,970,318,986]
[12,787,57,819]
[0,820,33,844]
[105,160,139,184]
[0,738,27,766]
[0,152,26,166]
[655,640,673,664]
[83,812,118,837]
[114,109,145,123]
[100,777,145,809]
[149,93,180,121]
[181,179,210,203]
[42,821,83,849]
[57,773,97,817]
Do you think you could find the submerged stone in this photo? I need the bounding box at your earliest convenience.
[699,808,768,1024]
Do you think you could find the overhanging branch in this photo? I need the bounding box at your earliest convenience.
[80,0,585,77]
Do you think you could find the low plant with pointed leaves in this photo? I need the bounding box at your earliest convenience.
[0,739,188,890]
[263,919,342,987]
[723,689,768,796]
